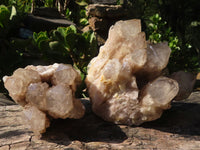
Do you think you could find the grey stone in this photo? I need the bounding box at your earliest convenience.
[24,14,75,32]
[0,93,15,106]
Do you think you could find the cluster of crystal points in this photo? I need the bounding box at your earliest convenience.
[86,19,179,125]
[3,63,85,135]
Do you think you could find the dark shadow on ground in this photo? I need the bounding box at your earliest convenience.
[42,100,127,145]
[141,101,200,138]
[42,97,200,145]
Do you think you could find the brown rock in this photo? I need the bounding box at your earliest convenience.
[86,4,127,18]
[88,17,109,31]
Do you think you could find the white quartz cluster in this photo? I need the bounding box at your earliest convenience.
[3,63,85,136]
[86,19,179,125]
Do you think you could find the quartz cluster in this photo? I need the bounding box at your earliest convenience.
[3,63,85,136]
[86,19,180,125]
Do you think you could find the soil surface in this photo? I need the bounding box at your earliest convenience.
[0,92,200,150]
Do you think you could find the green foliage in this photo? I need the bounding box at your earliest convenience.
[0,4,23,39]
[146,13,180,52]
[7,0,32,13]
[64,0,89,27]
[75,0,89,6]
[79,9,88,26]
[146,13,199,73]
[44,0,54,7]
[0,5,10,28]
[33,25,98,74]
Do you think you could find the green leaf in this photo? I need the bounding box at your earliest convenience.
[10,6,17,20]
[56,27,66,37]
[89,32,95,43]
[52,30,65,42]
[0,5,10,27]
[33,31,49,49]
[68,25,77,34]
[49,41,60,49]
[79,9,87,18]
[80,18,88,26]
[0,22,3,28]
[65,8,72,19]
[75,0,88,6]
[82,31,95,43]
[65,33,77,50]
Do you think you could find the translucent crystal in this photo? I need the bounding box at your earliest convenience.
[86,19,179,125]
[46,84,74,119]
[138,42,171,80]
[3,69,41,106]
[23,105,50,136]
[26,82,49,111]
[170,71,196,101]
[3,63,85,136]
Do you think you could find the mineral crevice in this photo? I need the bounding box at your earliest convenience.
[3,63,85,136]
[86,19,180,125]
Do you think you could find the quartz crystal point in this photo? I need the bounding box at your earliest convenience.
[3,63,85,135]
[86,19,179,125]
[170,71,196,101]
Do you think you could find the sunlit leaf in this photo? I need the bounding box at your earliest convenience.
[75,0,88,6]
[80,18,88,26]
[10,6,17,20]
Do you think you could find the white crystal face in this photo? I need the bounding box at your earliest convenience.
[46,85,73,119]
[86,19,179,125]
[26,82,49,111]
[23,105,50,136]
[3,63,85,136]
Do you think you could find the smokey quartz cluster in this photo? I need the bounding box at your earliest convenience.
[86,19,180,125]
[3,63,85,136]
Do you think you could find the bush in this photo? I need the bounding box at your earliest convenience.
[32,25,98,74]
[146,13,199,73]
[0,5,25,92]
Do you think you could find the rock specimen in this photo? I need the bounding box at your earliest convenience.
[170,71,196,101]
[86,19,179,125]
[3,63,85,136]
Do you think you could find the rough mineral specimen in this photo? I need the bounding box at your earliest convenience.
[170,71,196,101]
[3,63,85,136]
[86,19,179,125]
